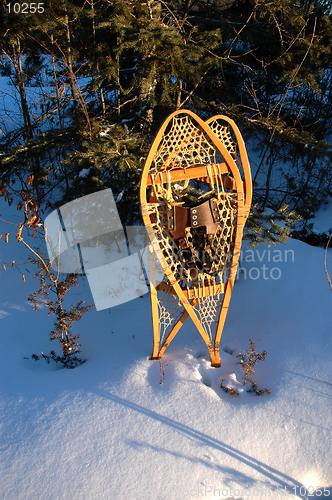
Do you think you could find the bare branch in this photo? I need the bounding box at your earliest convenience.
[324,233,332,293]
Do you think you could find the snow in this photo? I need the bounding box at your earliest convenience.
[1,198,332,500]
[78,168,92,178]
[308,199,332,235]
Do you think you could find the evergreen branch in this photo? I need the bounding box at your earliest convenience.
[269,17,317,140]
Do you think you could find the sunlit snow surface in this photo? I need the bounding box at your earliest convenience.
[1,197,332,500]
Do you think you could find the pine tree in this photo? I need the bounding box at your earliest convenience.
[28,249,93,367]
[1,0,332,239]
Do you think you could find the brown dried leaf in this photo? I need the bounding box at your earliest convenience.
[27,214,40,227]
[2,265,6,271]
[17,223,24,242]
[27,215,36,227]
[5,233,9,243]
[22,274,26,283]
[27,173,34,186]
[11,260,15,267]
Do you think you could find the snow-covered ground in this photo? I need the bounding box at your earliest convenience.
[308,199,332,235]
[1,197,332,500]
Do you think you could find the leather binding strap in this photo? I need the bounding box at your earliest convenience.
[169,198,220,249]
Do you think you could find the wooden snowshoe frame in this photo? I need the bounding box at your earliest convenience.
[140,110,252,367]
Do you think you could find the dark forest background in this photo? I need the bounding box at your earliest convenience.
[1,0,332,245]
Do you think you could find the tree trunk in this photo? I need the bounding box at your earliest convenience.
[12,39,33,140]
[64,13,78,111]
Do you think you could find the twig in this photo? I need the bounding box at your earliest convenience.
[159,358,171,384]
[324,233,332,293]
[20,237,58,283]
[315,374,332,386]
[269,17,317,144]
